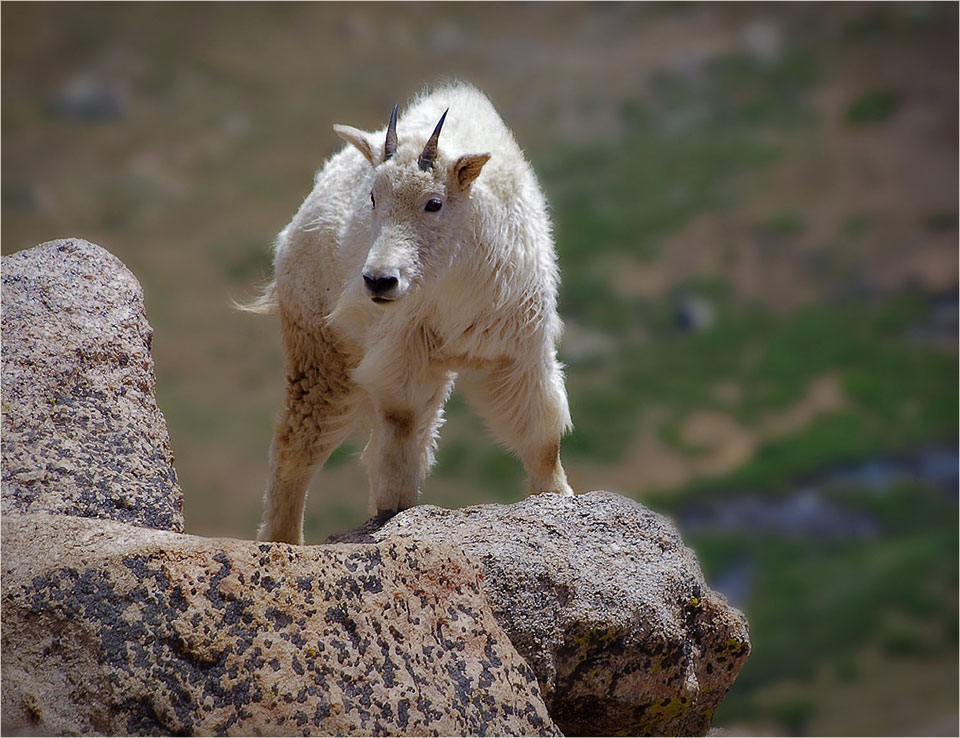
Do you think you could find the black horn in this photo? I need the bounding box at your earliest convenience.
[418,108,448,171]
[384,104,399,161]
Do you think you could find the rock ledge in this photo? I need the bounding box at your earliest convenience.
[332,492,751,736]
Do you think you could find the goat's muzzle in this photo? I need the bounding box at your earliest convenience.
[362,271,400,303]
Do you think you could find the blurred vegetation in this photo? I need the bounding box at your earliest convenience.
[687,480,957,726]
[845,87,902,125]
[2,3,956,735]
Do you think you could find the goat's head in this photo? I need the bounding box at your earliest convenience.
[334,106,490,304]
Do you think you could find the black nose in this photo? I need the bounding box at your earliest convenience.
[362,273,399,297]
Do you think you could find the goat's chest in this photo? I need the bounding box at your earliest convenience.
[428,319,514,373]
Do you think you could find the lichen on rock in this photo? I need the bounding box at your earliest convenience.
[1,239,748,737]
[2,514,560,736]
[331,492,751,736]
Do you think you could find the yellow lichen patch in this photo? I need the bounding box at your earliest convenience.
[571,625,617,649]
[644,695,692,724]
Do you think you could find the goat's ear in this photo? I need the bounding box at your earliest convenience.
[333,124,378,166]
[453,153,491,190]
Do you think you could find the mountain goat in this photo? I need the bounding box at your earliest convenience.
[247,83,573,545]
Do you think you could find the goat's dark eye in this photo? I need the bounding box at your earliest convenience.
[370,192,375,208]
[424,198,443,212]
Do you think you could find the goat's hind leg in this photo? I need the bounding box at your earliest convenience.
[465,358,573,498]
[257,407,352,545]
[258,348,358,545]
[257,417,317,546]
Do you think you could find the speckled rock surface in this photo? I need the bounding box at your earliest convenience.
[1,239,183,532]
[331,491,751,736]
[1,513,560,736]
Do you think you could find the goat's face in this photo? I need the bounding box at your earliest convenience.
[334,108,489,304]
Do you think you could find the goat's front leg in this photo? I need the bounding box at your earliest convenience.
[363,373,454,516]
[366,407,421,515]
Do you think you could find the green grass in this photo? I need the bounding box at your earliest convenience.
[529,37,955,501]
[542,48,821,275]
[759,211,807,238]
[842,8,897,41]
[564,289,956,482]
[694,480,958,730]
[532,44,820,464]
[846,88,902,125]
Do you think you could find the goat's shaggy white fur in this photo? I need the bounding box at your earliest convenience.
[247,83,573,544]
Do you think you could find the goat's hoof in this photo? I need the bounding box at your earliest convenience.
[374,508,397,524]
[530,485,574,498]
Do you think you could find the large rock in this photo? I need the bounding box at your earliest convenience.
[1,239,748,737]
[1,239,561,736]
[1,239,183,532]
[331,492,751,736]
[2,513,559,736]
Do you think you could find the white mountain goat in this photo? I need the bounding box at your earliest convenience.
[245,83,573,545]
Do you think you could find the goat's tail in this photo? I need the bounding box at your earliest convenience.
[233,280,279,315]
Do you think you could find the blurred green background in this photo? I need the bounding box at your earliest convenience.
[3,3,957,735]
